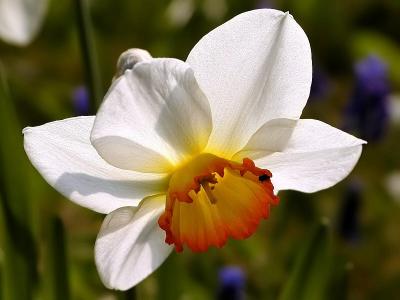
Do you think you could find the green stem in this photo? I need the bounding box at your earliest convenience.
[74,0,103,113]
[279,219,332,300]
[45,217,70,300]
[0,62,36,300]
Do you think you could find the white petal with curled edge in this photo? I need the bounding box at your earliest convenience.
[23,116,168,214]
[187,9,312,158]
[95,195,172,290]
[234,119,366,193]
[91,58,212,173]
[232,118,298,158]
[0,0,48,46]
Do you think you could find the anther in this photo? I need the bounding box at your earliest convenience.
[201,181,218,204]
[259,174,270,182]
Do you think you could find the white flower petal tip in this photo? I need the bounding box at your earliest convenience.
[235,118,366,193]
[23,116,168,214]
[91,58,212,173]
[187,9,312,157]
[0,0,48,46]
[114,48,153,80]
[95,196,172,290]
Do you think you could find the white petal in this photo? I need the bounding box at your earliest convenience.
[0,0,48,46]
[91,58,212,173]
[233,118,298,157]
[186,9,312,157]
[234,119,366,193]
[23,116,168,214]
[95,195,172,290]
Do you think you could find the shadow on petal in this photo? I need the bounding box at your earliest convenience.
[95,198,173,290]
[154,67,212,161]
[92,135,174,172]
[55,173,168,202]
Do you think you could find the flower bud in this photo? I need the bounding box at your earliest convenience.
[114,48,152,80]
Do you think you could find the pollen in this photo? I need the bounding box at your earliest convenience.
[158,153,279,252]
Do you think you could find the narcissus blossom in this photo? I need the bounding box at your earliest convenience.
[0,0,48,46]
[23,9,365,290]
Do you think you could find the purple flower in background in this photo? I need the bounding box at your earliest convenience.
[72,86,90,116]
[218,266,246,300]
[337,180,362,243]
[310,67,330,101]
[256,0,275,9]
[344,55,390,141]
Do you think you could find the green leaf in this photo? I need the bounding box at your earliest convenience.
[0,62,37,300]
[279,219,332,300]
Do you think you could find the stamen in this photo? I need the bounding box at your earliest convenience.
[201,181,218,204]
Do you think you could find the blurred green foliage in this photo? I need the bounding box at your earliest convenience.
[1,0,400,299]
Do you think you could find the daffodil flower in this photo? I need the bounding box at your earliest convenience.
[0,0,48,46]
[23,9,365,290]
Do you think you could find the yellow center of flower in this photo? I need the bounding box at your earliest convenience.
[158,153,279,252]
